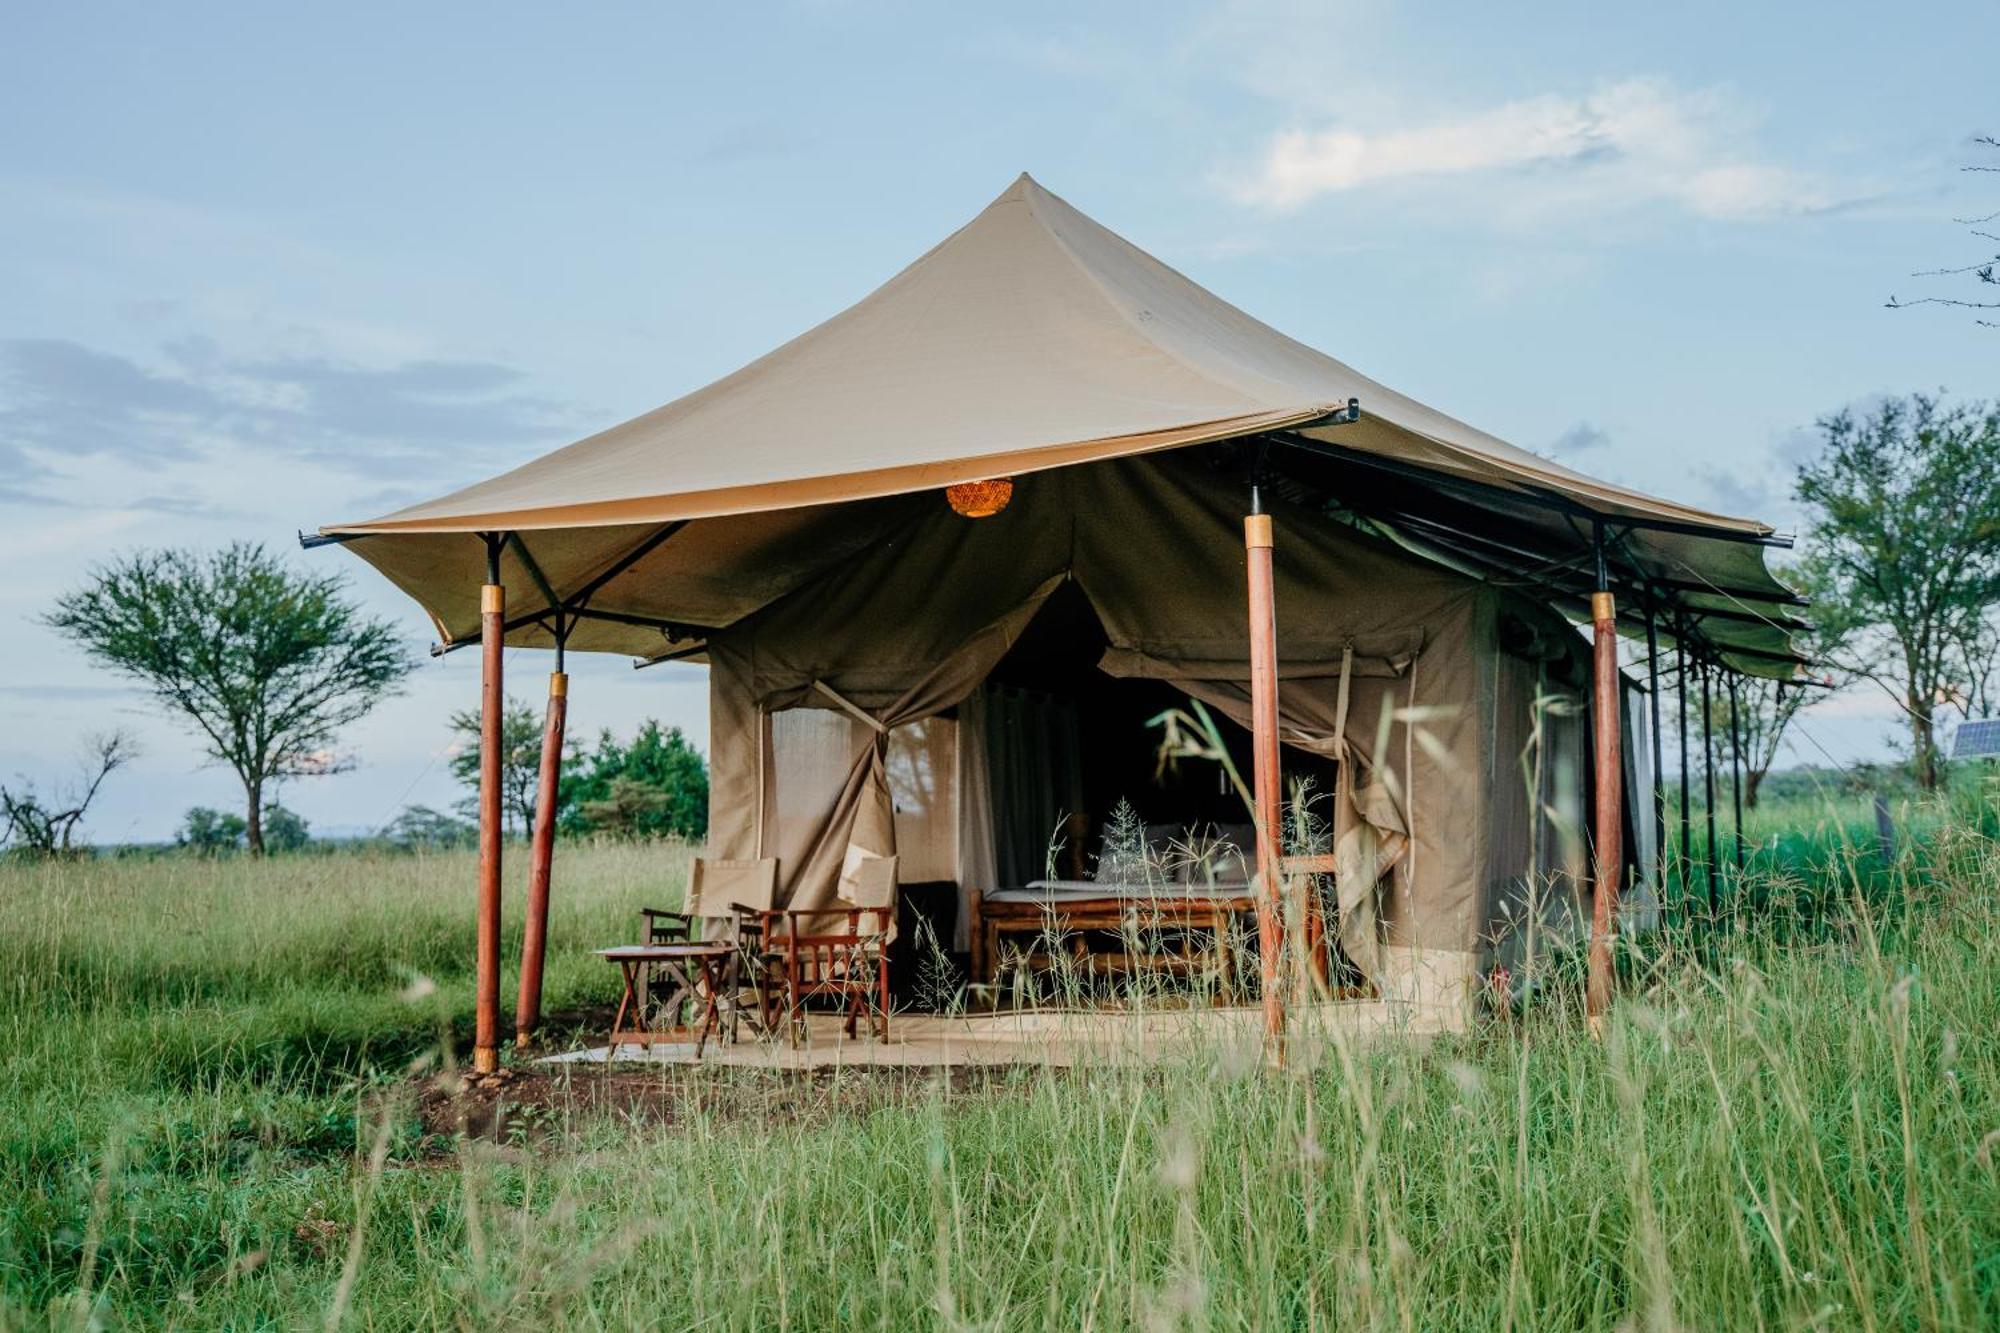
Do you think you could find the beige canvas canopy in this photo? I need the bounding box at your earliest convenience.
[322,173,1802,679]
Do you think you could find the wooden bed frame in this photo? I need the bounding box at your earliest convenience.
[965,855,1346,1000]
[966,887,1258,998]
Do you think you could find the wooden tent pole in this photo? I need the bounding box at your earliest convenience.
[474,536,507,1074]
[515,620,569,1048]
[1586,527,1623,1029]
[1245,497,1285,1048]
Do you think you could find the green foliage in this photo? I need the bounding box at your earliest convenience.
[44,543,415,853]
[561,720,707,840]
[262,804,311,853]
[174,803,308,855]
[445,694,554,835]
[176,806,247,855]
[441,707,707,842]
[573,774,673,838]
[1795,394,2000,788]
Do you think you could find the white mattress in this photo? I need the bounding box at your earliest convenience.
[987,879,1250,904]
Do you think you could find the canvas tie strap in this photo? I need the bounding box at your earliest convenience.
[1333,643,1354,760]
[811,679,889,734]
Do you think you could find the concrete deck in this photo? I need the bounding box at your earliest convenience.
[542,1000,1462,1071]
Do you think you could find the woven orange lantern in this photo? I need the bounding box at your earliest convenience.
[945,477,1014,518]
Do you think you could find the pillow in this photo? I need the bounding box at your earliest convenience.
[1182,823,1254,886]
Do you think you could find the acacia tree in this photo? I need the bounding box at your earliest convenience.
[46,543,413,853]
[1795,395,2000,788]
[446,695,559,835]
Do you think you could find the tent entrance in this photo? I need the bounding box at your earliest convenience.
[979,580,1338,889]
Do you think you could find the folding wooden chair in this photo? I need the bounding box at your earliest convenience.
[633,889,698,1035]
[760,854,898,1045]
[681,857,780,1042]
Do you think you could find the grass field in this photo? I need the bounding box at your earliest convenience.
[2,794,1996,1329]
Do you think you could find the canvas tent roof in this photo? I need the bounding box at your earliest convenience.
[321,174,1802,677]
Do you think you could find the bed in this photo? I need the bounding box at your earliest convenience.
[966,875,1259,997]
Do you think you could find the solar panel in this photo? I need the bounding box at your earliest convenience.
[1952,718,2000,759]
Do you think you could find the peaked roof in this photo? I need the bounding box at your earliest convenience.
[322,174,1802,675]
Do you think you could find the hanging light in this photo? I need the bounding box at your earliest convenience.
[945,476,1014,518]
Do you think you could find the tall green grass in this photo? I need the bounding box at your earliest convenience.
[1,809,1995,1329]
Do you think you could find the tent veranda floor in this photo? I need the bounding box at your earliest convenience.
[540,999,1463,1072]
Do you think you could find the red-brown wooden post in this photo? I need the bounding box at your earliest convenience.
[474,551,506,1073]
[1586,573,1624,1029]
[1245,507,1285,1045]
[515,663,566,1047]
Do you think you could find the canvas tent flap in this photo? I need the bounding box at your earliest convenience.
[322,173,1799,676]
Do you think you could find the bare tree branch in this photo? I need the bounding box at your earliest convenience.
[1,730,140,857]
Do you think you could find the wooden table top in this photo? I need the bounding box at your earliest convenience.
[596,943,732,961]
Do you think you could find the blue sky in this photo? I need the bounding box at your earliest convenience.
[2,1,1993,841]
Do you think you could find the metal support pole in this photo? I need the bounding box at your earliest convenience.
[516,618,569,1048]
[1244,489,1286,1049]
[1727,670,1746,875]
[1677,617,1691,912]
[1644,600,1665,899]
[1700,658,1718,917]
[474,535,507,1074]
[1586,524,1623,1027]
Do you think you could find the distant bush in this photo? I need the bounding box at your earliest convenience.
[382,804,475,851]
[262,804,310,853]
[176,803,310,855]
[561,721,707,841]
[177,807,247,854]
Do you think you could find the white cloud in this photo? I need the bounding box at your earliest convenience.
[1234,78,1828,221]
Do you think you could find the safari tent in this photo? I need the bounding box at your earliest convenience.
[313,175,1802,1071]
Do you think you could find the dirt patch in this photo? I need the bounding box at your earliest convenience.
[415,1059,1054,1143]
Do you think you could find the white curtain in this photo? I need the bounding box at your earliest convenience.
[954,686,998,950]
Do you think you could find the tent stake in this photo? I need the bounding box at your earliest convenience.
[516,616,569,1048]
[1700,658,1718,918]
[474,533,508,1074]
[1586,524,1623,1030]
[1244,487,1286,1054]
